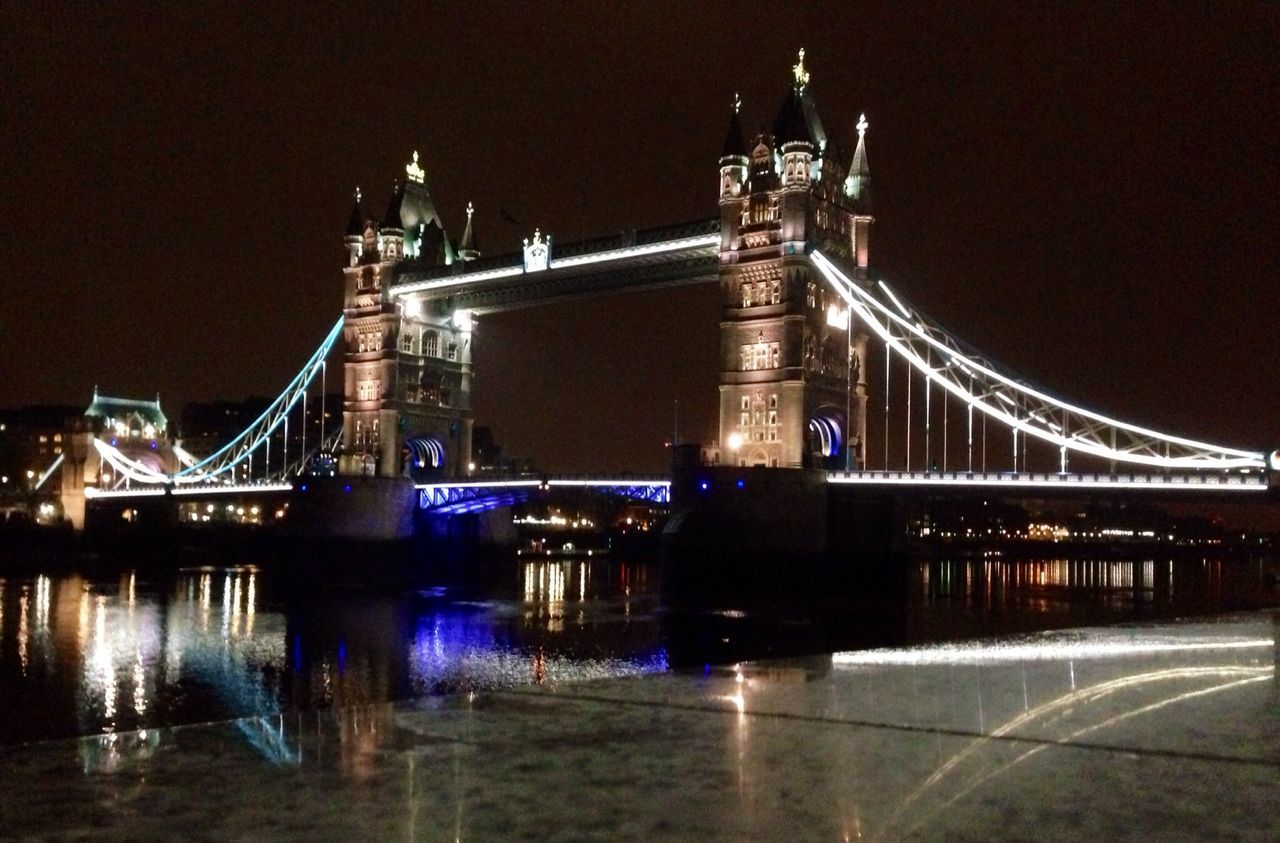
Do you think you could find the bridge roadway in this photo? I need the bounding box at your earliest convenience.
[389,219,720,314]
[827,469,1275,500]
[82,469,1276,507]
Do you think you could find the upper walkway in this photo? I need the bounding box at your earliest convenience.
[390,218,720,313]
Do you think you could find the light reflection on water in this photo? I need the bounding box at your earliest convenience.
[0,554,1274,745]
[0,559,668,744]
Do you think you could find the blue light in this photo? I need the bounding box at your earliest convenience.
[110,437,117,447]
[150,441,157,450]
[300,484,308,492]
[736,479,745,489]
[698,480,709,492]
[343,484,351,493]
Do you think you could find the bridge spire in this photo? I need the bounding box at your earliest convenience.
[344,187,364,266]
[845,113,871,207]
[345,187,363,237]
[721,92,748,159]
[457,201,479,261]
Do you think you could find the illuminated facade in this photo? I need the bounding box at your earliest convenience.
[717,52,872,468]
[338,160,476,479]
[61,392,178,529]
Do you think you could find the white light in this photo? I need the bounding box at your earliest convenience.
[833,637,1274,666]
[826,471,1268,493]
[1270,450,1280,471]
[452,310,473,331]
[389,233,718,297]
[811,252,1266,470]
[825,303,849,330]
[727,432,744,451]
[403,298,422,318]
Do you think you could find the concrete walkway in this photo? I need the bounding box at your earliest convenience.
[3,613,1276,840]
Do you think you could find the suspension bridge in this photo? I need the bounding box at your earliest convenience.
[62,53,1277,543]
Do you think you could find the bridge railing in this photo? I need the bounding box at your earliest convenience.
[827,470,1270,492]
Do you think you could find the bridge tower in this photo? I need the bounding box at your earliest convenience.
[716,51,872,469]
[338,153,475,479]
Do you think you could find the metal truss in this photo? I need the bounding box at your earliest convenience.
[417,478,671,514]
[810,251,1267,471]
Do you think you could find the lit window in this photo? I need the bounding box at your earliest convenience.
[424,331,439,357]
[357,380,380,402]
[740,284,752,308]
[770,280,781,304]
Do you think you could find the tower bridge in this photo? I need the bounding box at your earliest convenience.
[71,50,1278,543]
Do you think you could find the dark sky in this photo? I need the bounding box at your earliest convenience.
[3,3,1277,476]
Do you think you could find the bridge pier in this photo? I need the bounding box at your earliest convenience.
[286,476,418,542]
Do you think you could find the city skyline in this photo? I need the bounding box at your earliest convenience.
[4,4,1277,475]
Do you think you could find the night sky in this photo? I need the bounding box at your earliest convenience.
[3,4,1277,476]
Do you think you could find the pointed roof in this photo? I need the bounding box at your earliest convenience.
[457,202,479,260]
[345,188,363,237]
[383,181,405,231]
[721,93,748,159]
[85,393,168,432]
[772,86,814,147]
[845,113,871,208]
[773,48,825,150]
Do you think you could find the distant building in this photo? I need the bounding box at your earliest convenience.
[60,391,177,530]
[0,404,79,498]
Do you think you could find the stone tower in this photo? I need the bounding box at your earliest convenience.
[716,51,872,469]
[338,153,475,479]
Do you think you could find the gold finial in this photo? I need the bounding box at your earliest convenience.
[856,113,868,137]
[733,91,741,114]
[405,150,425,184]
[792,48,810,90]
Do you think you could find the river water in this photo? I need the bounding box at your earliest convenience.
[1,551,1276,745]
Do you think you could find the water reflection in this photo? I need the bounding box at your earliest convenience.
[0,552,1274,745]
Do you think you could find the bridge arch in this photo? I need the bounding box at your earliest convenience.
[807,407,846,469]
[404,435,446,477]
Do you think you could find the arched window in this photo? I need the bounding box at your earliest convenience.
[424,330,439,357]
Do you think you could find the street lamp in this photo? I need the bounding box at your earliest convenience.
[726,431,744,456]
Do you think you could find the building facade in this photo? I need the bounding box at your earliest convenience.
[716,51,873,469]
[338,156,477,479]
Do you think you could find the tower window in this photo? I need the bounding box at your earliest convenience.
[741,283,752,308]
[424,330,439,357]
[740,339,781,371]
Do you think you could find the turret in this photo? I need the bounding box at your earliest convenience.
[381,181,405,262]
[719,93,749,203]
[344,188,363,266]
[773,49,817,190]
[457,202,480,261]
[845,113,873,273]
